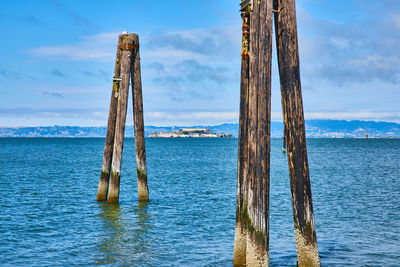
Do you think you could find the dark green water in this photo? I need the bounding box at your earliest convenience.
[0,138,399,266]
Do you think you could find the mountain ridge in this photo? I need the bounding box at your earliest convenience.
[1,120,400,138]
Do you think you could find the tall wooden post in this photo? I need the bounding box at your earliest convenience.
[273,0,321,265]
[245,0,273,265]
[97,35,124,201]
[131,35,149,201]
[108,33,136,203]
[233,4,250,265]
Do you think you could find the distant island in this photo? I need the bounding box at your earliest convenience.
[1,120,400,138]
[148,128,233,138]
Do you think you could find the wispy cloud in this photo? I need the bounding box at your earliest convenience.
[151,59,231,85]
[0,68,20,79]
[0,68,40,81]
[0,108,101,118]
[26,27,240,107]
[51,68,65,77]
[145,110,400,125]
[27,32,118,61]
[83,70,110,82]
[27,26,240,64]
[145,111,238,126]
[27,23,241,63]
[146,27,239,59]
[142,28,240,103]
[42,91,64,98]
[297,2,400,86]
[1,108,399,127]
[304,111,400,123]
[148,59,234,102]
[48,0,95,31]
[13,14,47,28]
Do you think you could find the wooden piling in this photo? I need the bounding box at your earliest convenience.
[108,33,136,203]
[254,0,272,263]
[233,5,250,266]
[282,133,287,153]
[131,35,149,201]
[273,0,321,265]
[97,35,124,202]
[245,0,273,265]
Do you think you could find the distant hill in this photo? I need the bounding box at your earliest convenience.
[1,120,399,138]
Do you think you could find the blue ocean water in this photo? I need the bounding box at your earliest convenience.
[0,138,399,266]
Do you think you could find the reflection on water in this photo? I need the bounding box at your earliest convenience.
[129,201,154,263]
[95,201,153,265]
[133,201,152,237]
[96,202,124,265]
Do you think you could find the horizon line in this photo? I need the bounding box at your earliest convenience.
[1,118,400,128]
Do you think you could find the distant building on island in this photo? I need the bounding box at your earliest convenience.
[148,128,233,138]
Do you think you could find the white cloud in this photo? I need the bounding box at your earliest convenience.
[1,108,400,127]
[392,13,400,30]
[145,111,239,126]
[27,32,118,62]
[146,111,400,125]
[26,27,240,65]
[304,111,400,123]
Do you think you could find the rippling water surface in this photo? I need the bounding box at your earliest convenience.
[0,138,399,266]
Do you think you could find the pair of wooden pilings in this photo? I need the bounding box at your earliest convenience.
[97,32,149,203]
[233,0,320,266]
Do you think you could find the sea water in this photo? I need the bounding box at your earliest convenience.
[0,138,399,266]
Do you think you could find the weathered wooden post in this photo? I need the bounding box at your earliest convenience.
[97,35,124,201]
[273,0,321,265]
[108,33,136,203]
[237,0,273,265]
[131,35,149,201]
[233,2,251,265]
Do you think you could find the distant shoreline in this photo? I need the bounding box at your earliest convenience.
[1,120,400,138]
[1,136,399,139]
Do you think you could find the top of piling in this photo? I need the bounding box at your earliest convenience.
[118,31,139,50]
[240,0,252,11]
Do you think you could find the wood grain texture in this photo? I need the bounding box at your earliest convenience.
[245,0,273,265]
[233,9,250,266]
[108,34,136,203]
[131,34,149,201]
[97,35,124,202]
[273,0,320,265]
[255,0,272,259]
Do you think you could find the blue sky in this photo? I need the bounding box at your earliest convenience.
[0,0,399,127]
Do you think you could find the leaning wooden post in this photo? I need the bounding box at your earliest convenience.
[97,35,124,201]
[273,0,321,265]
[131,35,149,201]
[233,2,251,265]
[108,33,136,203]
[245,0,273,265]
